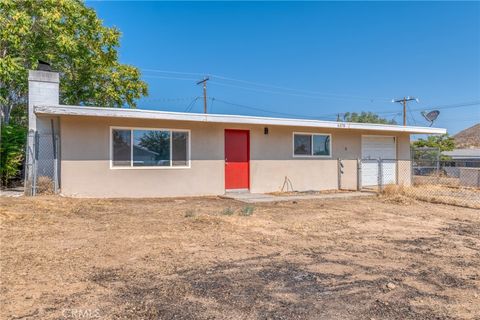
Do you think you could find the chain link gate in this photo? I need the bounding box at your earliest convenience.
[356,156,479,208]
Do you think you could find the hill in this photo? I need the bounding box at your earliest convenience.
[454,123,480,149]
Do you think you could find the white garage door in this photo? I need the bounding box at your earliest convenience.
[361,136,397,186]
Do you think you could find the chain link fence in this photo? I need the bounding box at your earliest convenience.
[355,157,480,208]
[408,159,480,208]
[20,135,479,208]
[24,131,60,196]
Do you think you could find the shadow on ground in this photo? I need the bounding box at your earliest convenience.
[88,250,456,320]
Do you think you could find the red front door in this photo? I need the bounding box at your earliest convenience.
[225,129,250,190]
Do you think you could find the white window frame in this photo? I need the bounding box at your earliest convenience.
[109,126,191,169]
[292,132,332,158]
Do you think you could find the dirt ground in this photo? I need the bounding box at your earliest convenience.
[0,195,479,320]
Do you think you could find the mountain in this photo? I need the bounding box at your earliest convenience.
[454,123,480,149]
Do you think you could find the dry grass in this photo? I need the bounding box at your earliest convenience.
[1,196,479,319]
[381,184,480,209]
[35,176,54,195]
[414,175,460,187]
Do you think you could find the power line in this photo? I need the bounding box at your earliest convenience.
[407,104,417,125]
[410,101,480,112]
[373,101,480,116]
[184,97,200,112]
[210,75,391,101]
[209,81,379,102]
[142,69,205,77]
[142,96,198,102]
[213,98,337,120]
[143,75,199,81]
[141,68,391,102]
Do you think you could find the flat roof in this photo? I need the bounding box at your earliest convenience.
[35,104,447,135]
[442,149,480,158]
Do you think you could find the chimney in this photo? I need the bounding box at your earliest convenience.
[28,64,59,133]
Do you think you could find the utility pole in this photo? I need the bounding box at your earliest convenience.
[196,77,209,114]
[393,96,418,126]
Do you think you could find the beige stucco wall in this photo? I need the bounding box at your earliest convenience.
[58,115,411,197]
[339,159,358,190]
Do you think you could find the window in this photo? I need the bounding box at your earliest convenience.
[111,128,190,168]
[112,129,131,166]
[293,133,331,157]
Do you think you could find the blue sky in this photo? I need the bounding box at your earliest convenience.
[87,1,479,135]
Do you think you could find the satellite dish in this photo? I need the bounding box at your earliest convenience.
[421,110,440,127]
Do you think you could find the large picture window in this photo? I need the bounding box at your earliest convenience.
[111,128,190,168]
[293,133,331,157]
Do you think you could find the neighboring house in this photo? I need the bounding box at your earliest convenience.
[27,69,446,197]
[441,149,480,187]
[442,149,480,168]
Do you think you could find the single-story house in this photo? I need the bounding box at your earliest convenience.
[442,149,480,168]
[27,69,446,197]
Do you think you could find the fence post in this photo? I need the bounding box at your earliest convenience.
[337,158,342,190]
[436,148,440,184]
[378,158,383,192]
[53,135,59,193]
[410,158,414,187]
[24,143,31,196]
[357,158,361,191]
[32,132,39,196]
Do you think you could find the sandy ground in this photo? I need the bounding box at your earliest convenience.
[0,195,479,320]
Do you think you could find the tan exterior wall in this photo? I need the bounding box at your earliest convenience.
[59,115,411,197]
[339,159,358,190]
[397,160,412,186]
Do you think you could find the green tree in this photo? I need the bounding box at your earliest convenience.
[412,134,455,152]
[343,112,397,125]
[0,123,27,186]
[0,0,148,125]
[0,0,148,186]
[412,134,455,161]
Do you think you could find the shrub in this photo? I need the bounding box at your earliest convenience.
[0,123,27,187]
[221,207,235,216]
[36,176,54,195]
[184,209,196,218]
[240,205,255,216]
[382,184,405,196]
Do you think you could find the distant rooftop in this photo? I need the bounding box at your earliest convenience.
[442,149,480,159]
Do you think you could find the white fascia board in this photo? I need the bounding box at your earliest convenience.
[34,105,447,135]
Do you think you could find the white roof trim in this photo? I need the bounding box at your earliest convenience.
[34,104,447,134]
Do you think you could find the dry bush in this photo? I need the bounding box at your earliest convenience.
[381,184,417,205]
[36,176,54,195]
[382,184,480,209]
[382,184,405,196]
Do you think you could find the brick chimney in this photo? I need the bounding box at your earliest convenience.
[28,67,59,133]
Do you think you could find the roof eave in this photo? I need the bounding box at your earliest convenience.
[34,105,447,135]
